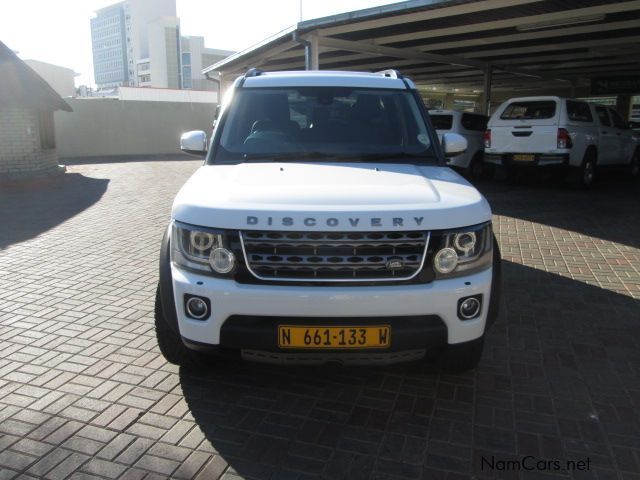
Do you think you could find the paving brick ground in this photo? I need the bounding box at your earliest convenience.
[0,158,638,480]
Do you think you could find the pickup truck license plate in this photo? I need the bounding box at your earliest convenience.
[278,326,391,349]
[513,154,535,162]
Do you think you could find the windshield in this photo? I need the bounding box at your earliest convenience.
[211,87,435,163]
[500,101,557,120]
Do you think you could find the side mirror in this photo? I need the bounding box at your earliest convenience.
[441,132,468,157]
[180,130,207,156]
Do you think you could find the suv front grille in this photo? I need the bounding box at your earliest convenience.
[239,230,430,282]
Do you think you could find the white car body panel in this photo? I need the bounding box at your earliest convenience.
[172,265,492,346]
[243,70,411,89]
[172,163,492,230]
[485,96,638,167]
[165,70,497,359]
[430,110,486,169]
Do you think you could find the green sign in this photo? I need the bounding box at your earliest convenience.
[591,76,640,95]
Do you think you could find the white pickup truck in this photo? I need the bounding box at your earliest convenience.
[484,96,640,187]
[155,69,502,371]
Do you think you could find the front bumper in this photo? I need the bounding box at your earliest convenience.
[484,152,569,167]
[171,265,493,349]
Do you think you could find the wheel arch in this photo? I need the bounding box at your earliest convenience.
[158,225,180,335]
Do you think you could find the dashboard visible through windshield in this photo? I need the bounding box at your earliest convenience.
[210,87,436,164]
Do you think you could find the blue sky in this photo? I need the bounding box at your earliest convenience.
[1,0,397,87]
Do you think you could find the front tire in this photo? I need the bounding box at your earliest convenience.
[155,284,206,369]
[569,150,596,189]
[466,153,485,180]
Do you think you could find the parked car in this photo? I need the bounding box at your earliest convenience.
[156,69,503,372]
[484,96,639,187]
[429,109,488,178]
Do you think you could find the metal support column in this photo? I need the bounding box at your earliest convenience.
[310,35,320,70]
[482,66,492,115]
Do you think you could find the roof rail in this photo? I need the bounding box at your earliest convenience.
[376,69,402,79]
[244,68,263,78]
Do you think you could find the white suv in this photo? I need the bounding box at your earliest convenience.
[430,110,488,178]
[484,96,639,187]
[155,69,502,371]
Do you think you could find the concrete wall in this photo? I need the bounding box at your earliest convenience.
[0,107,59,179]
[118,86,218,103]
[54,98,216,159]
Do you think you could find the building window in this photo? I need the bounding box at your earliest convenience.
[182,66,192,89]
[139,74,151,83]
[38,110,56,149]
[181,52,191,66]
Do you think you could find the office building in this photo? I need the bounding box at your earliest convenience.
[90,0,176,88]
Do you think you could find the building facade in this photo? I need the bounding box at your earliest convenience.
[90,0,176,89]
[23,60,78,98]
[91,0,232,90]
[179,37,233,91]
[0,42,72,179]
[90,2,129,88]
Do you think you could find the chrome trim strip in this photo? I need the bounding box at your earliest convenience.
[239,231,431,283]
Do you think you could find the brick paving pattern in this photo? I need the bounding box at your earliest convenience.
[0,159,638,480]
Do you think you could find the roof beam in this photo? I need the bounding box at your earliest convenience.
[315,0,544,37]
[370,1,640,45]
[310,35,572,83]
[311,35,487,69]
[226,41,301,77]
[383,18,640,54]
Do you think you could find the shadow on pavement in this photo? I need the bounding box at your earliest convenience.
[474,170,640,249]
[0,172,109,250]
[62,153,196,165]
[179,261,640,479]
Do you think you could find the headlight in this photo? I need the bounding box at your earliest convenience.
[171,222,235,276]
[432,222,492,278]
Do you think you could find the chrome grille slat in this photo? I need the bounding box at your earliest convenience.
[240,230,430,282]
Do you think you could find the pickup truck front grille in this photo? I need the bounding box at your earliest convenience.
[239,230,429,282]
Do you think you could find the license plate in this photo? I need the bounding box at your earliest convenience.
[278,325,391,349]
[513,154,535,162]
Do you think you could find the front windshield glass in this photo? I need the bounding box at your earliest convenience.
[213,87,434,162]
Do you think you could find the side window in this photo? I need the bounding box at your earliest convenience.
[609,109,628,129]
[595,106,611,127]
[461,113,488,131]
[566,100,593,122]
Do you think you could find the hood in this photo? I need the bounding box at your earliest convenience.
[172,162,492,231]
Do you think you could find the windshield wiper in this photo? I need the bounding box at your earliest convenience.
[240,151,434,162]
[242,152,334,161]
[338,152,434,162]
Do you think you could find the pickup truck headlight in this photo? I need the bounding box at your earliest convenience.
[432,222,493,278]
[171,222,235,275]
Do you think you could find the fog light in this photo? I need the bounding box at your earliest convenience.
[209,247,235,274]
[458,296,481,320]
[434,247,458,274]
[185,295,210,320]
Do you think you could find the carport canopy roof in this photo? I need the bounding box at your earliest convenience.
[204,0,640,93]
